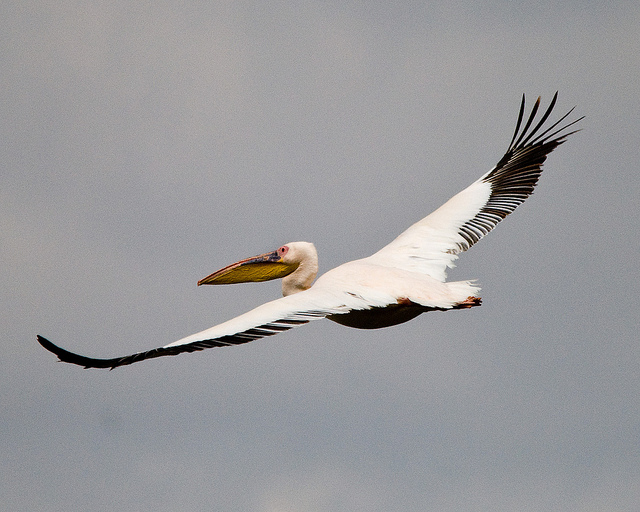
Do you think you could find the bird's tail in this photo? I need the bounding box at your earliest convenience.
[452,295,482,309]
[446,280,482,309]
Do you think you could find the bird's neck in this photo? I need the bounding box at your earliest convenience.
[282,259,318,296]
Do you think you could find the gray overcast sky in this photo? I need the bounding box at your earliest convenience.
[3,1,639,511]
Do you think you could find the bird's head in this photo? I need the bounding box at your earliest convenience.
[198,241,318,296]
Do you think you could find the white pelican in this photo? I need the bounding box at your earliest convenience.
[37,93,581,369]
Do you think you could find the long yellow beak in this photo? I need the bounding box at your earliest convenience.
[197,249,298,286]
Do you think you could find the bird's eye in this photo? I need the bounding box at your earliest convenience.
[279,246,288,256]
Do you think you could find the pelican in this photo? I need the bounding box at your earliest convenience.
[37,93,582,369]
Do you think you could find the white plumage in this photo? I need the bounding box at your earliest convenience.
[37,93,581,369]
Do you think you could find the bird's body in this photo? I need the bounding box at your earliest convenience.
[37,93,582,369]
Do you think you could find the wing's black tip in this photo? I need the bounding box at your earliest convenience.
[36,335,118,369]
[453,93,581,254]
[37,335,59,356]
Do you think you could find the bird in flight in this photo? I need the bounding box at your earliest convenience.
[37,93,582,369]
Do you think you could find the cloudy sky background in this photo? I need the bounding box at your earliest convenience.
[3,1,640,511]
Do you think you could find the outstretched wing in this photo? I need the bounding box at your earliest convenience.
[37,290,354,369]
[367,93,582,281]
